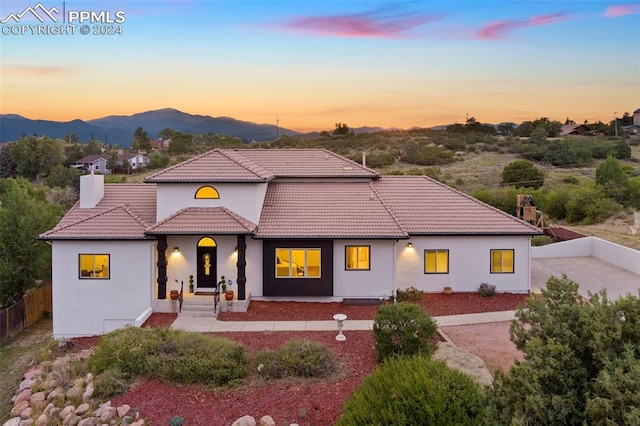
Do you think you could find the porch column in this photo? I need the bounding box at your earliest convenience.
[157,235,168,299]
[236,235,247,300]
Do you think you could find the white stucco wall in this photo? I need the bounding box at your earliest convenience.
[51,240,156,339]
[332,240,396,299]
[164,235,263,297]
[396,235,532,293]
[532,237,640,275]
[156,182,268,224]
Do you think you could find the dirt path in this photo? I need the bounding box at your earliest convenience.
[0,318,53,421]
[441,321,523,374]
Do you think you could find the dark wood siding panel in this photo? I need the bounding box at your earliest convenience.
[263,240,333,297]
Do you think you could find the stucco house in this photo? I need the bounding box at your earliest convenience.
[73,154,111,174]
[41,149,541,338]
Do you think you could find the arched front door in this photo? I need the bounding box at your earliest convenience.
[197,237,217,289]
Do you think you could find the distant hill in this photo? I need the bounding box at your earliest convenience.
[0,108,302,145]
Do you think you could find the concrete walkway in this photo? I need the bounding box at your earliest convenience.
[171,310,517,333]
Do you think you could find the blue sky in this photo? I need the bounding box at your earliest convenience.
[1,1,638,131]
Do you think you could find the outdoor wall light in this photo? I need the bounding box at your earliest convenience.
[173,247,179,253]
[234,246,239,252]
[407,242,413,248]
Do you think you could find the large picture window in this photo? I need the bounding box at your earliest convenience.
[425,250,449,274]
[345,246,370,270]
[276,248,321,278]
[79,254,110,279]
[491,249,514,273]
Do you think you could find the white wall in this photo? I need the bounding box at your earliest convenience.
[396,236,531,293]
[156,182,268,223]
[51,240,156,338]
[532,237,640,275]
[165,235,263,296]
[332,240,396,299]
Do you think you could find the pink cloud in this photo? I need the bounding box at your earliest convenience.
[3,65,69,76]
[279,10,443,39]
[477,12,571,40]
[603,4,639,17]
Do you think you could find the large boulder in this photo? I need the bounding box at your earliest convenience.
[433,341,493,386]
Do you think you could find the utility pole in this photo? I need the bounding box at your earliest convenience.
[613,112,618,137]
[276,116,279,139]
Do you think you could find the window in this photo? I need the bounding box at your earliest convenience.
[491,249,514,273]
[275,248,321,278]
[424,250,449,274]
[346,246,370,270]
[195,186,220,199]
[79,254,110,279]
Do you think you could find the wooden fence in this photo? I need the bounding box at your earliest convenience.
[0,283,52,340]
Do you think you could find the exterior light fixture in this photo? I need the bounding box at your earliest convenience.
[407,242,413,248]
[234,246,239,252]
[173,247,179,253]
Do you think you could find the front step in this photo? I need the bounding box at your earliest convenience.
[179,300,219,318]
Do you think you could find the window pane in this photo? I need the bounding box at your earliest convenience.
[307,249,321,277]
[195,186,219,199]
[291,249,305,276]
[503,250,514,272]
[436,251,448,273]
[346,247,357,269]
[425,251,436,272]
[358,246,369,269]
[492,250,502,272]
[79,254,109,279]
[276,249,290,277]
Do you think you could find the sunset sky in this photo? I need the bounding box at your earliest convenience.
[1,1,639,132]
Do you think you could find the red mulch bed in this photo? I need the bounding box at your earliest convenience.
[113,331,376,426]
[68,293,528,425]
[218,292,528,321]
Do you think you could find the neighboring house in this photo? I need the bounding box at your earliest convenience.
[634,108,640,126]
[41,149,542,338]
[120,153,150,170]
[560,124,590,136]
[73,154,110,174]
[151,138,171,150]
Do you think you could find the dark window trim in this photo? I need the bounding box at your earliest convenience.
[424,249,449,274]
[345,245,371,271]
[78,253,110,280]
[490,249,515,274]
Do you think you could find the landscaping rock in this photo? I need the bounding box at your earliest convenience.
[10,401,30,418]
[116,404,131,418]
[232,415,256,426]
[29,392,46,410]
[34,414,48,426]
[47,387,65,402]
[99,407,117,423]
[77,418,97,426]
[18,379,33,393]
[18,420,34,426]
[2,419,20,426]
[258,415,275,426]
[82,383,94,401]
[433,341,493,386]
[59,405,75,419]
[66,384,83,401]
[129,421,145,426]
[24,368,43,381]
[75,403,90,416]
[14,389,32,404]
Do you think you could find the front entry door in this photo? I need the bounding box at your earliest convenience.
[197,246,217,288]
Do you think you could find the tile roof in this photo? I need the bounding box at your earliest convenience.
[372,176,542,235]
[40,184,156,240]
[145,150,273,182]
[147,207,256,235]
[234,149,379,178]
[144,148,378,182]
[256,181,407,238]
[74,154,108,163]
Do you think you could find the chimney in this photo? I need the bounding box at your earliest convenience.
[79,167,104,208]
[362,152,367,167]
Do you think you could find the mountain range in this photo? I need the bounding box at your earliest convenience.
[0,108,306,145]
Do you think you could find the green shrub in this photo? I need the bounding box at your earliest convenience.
[90,327,246,385]
[531,235,554,246]
[169,416,184,426]
[396,286,423,302]
[255,339,338,379]
[372,302,438,362]
[478,283,496,297]
[93,368,130,398]
[336,356,485,426]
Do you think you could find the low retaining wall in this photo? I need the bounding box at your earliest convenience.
[532,236,640,275]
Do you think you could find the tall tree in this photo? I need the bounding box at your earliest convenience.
[0,179,63,308]
[595,155,628,202]
[333,123,351,136]
[9,136,65,180]
[0,144,17,178]
[132,127,151,151]
[84,139,103,155]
